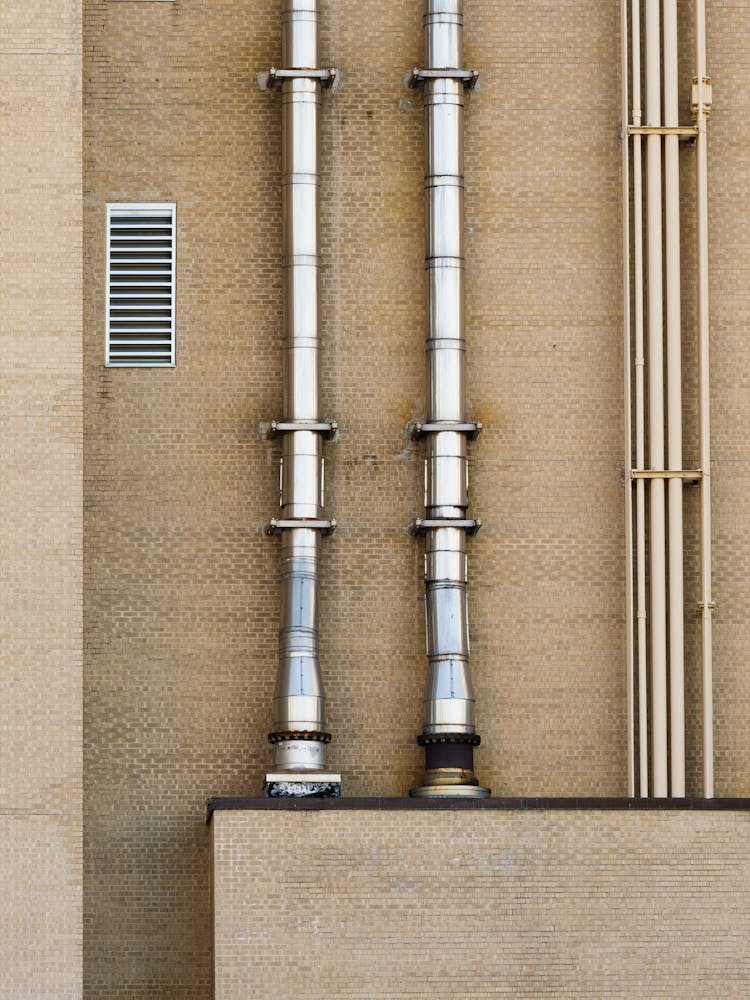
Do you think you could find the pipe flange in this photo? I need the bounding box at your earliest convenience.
[417,733,481,748]
[268,730,333,745]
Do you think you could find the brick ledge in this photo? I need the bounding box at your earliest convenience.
[206,796,750,823]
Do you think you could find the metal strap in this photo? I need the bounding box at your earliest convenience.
[408,420,482,440]
[630,469,702,481]
[266,518,337,535]
[628,125,698,138]
[408,67,479,89]
[266,67,337,88]
[409,518,482,537]
[268,420,337,439]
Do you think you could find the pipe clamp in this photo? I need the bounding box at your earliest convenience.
[407,67,479,89]
[264,66,338,88]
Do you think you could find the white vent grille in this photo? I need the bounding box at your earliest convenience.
[106,203,175,367]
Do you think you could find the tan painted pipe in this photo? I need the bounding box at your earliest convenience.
[631,0,649,798]
[695,0,714,798]
[646,0,668,797]
[663,0,685,797]
[621,0,635,798]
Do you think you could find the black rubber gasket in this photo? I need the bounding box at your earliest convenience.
[417,733,481,748]
[268,730,332,745]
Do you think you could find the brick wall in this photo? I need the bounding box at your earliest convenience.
[81,0,750,995]
[212,807,750,999]
[1,1,83,996]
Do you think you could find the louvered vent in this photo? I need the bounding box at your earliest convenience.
[106,204,175,366]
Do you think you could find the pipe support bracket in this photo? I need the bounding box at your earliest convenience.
[628,125,698,139]
[691,77,713,119]
[408,420,482,440]
[268,419,338,440]
[266,518,336,535]
[631,469,702,482]
[407,67,479,89]
[264,66,338,88]
[409,517,481,537]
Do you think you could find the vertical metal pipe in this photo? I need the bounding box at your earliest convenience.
[625,0,713,799]
[694,0,714,797]
[621,0,635,798]
[631,0,649,797]
[265,0,338,791]
[663,0,685,797]
[645,0,668,797]
[410,0,488,798]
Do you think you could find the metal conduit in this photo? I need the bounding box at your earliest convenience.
[663,0,686,798]
[632,0,649,798]
[620,0,635,797]
[645,0,669,799]
[622,0,714,797]
[408,0,488,799]
[694,0,715,798]
[263,0,340,797]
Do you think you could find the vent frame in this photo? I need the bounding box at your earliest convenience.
[106,202,176,368]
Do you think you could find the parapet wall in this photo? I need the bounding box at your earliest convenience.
[2,0,83,996]
[212,802,750,999]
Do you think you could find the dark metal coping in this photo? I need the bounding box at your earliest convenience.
[206,796,750,824]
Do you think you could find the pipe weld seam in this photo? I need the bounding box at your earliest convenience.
[426,257,464,268]
[283,255,320,267]
[281,91,322,102]
[283,334,321,344]
[425,176,465,188]
[282,6,318,14]
[424,10,463,23]
[424,94,465,108]
[282,175,319,185]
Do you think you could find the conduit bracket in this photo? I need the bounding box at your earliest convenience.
[264,66,338,89]
[628,125,698,140]
[631,469,702,483]
[407,67,480,90]
[696,601,717,615]
[691,77,713,119]
[267,419,338,440]
[407,420,482,441]
[409,517,482,537]
[266,518,337,536]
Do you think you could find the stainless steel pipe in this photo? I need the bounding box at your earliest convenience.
[410,0,488,798]
[266,0,335,783]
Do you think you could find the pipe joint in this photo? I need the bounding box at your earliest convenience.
[269,730,331,745]
[691,77,713,119]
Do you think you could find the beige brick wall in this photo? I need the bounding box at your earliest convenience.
[81,0,750,995]
[1,0,83,996]
[212,808,750,999]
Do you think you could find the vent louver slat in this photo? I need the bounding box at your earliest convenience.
[107,204,175,366]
